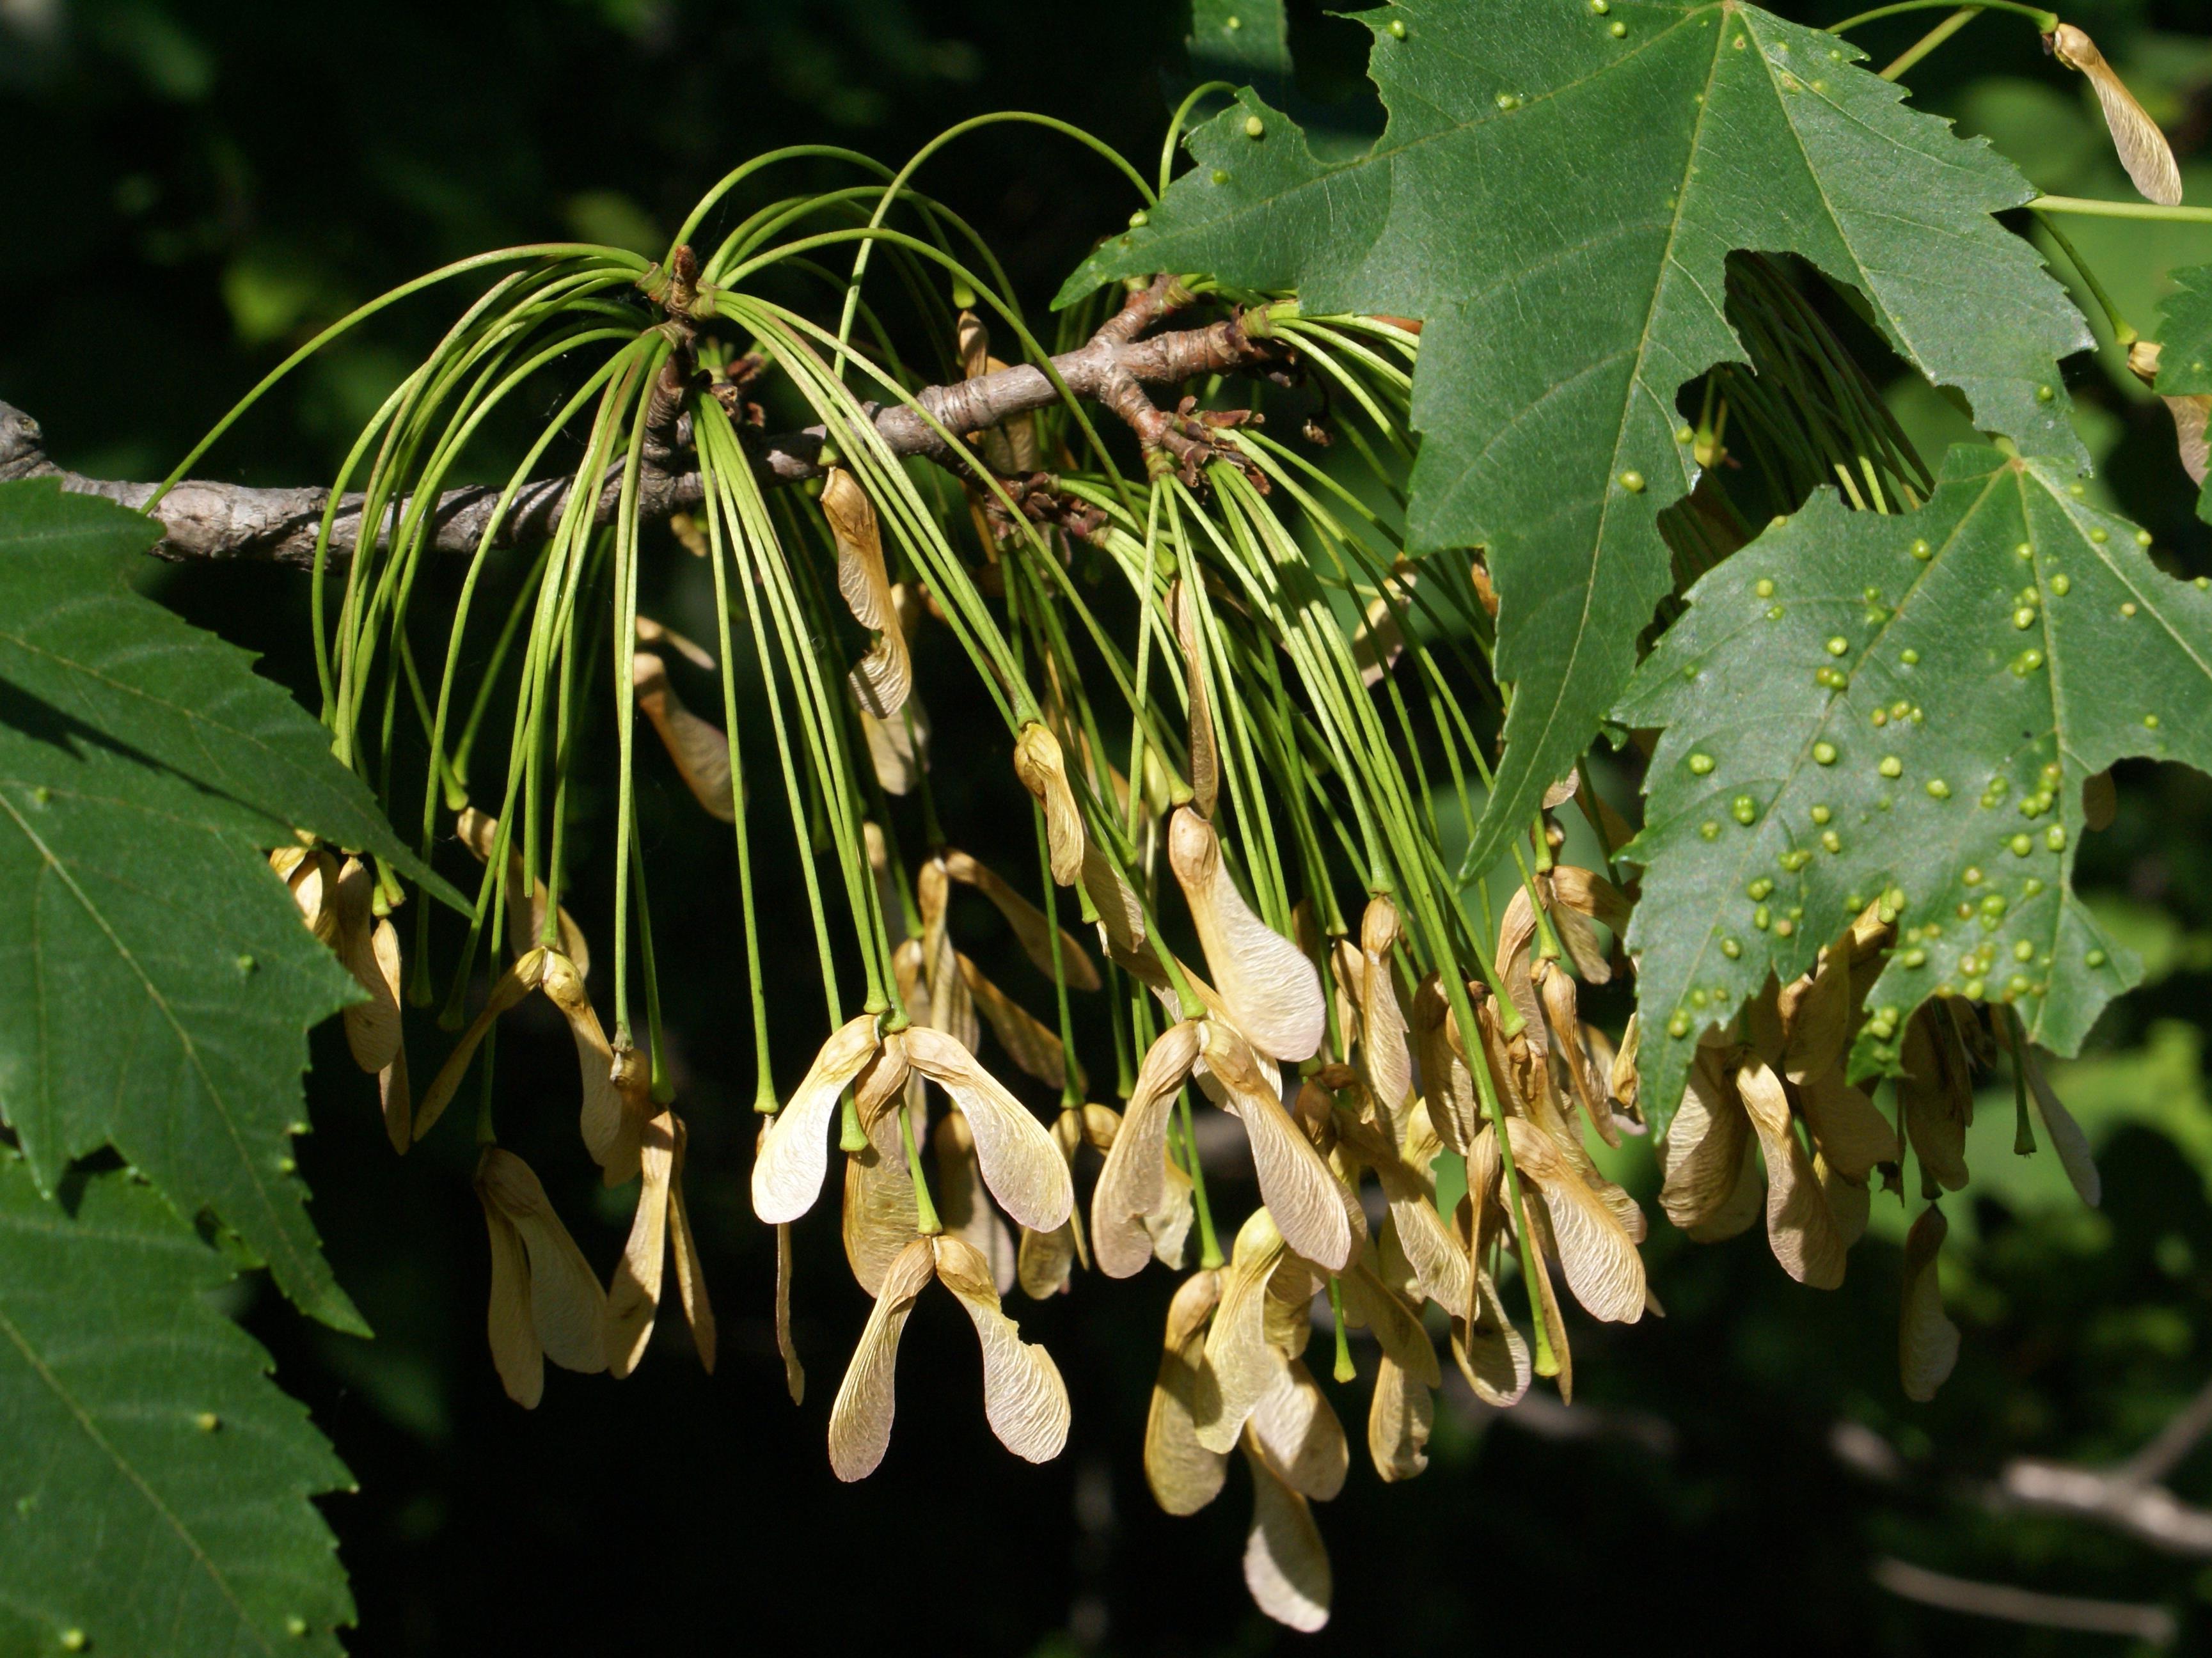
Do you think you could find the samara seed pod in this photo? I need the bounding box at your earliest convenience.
[904,1026,1073,1233]
[1171,580,1221,820]
[825,1237,935,1481]
[917,855,980,1054]
[1797,1071,1897,1183]
[1249,1361,1348,1503]
[2023,1052,2102,1208]
[934,1110,1017,1297]
[1200,1022,1355,1272]
[1356,897,1414,1134]
[1092,1020,1203,1278]
[633,652,738,822]
[825,1234,1070,1482]
[1899,1206,1960,1403]
[454,807,591,976]
[1502,1116,1646,1323]
[958,951,1075,1091]
[1350,565,1415,689]
[1013,722,1086,886]
[842,1035,921,1297]
[476,1146,608,1409]
[414,947,548,1143]
[606,1109,679,1379]
[331,858,402,1076]
[762,1119,804,1405]
[667,1116,715,1371]
[2050,24,2182,207]
[633,612,715,670]
[1197,1208,1292,1455]
[1734,1057,1846,1290]
[1169,807,1325,1063]
[1899,1006,1972,1193]
[2129,342,2211,486]
[823,467,912,718]
[940,848,1100,990]
[1146,1268,1229,1514]
[752,1016,885,1224]
[1241,1429,1332,1632]
[858,688,930,796]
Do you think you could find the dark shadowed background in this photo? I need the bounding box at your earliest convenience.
[4,1,2211,1652]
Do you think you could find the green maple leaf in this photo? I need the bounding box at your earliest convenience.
[1065,0,2089,884]
[1187,0,1291,95]
[2151,262,2212,524]
[0,479,455,1328]
[1616,445,2212,1134]
[0,1153,353,1657]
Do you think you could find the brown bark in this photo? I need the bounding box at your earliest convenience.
[0,280,1276,569]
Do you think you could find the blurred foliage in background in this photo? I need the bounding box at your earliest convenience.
[4,1,2211,1652]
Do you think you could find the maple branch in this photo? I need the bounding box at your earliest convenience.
[0,278,1280,569]
[1831,1380,2212,1559]
[1870,1559,2177,1645]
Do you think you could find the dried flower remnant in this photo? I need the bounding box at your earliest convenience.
[825,1235,1070,1481]
[476,1147,609,1409]
[2049,25,2183,207]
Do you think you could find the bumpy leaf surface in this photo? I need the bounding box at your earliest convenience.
[1068,0,2089,884]
[1188,0,1291,94]
[1618,446,2212,1132]
[2151,262,2212,521]
[0,1153,352,1657]
[0,480,448,1327]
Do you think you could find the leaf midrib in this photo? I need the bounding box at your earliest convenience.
[0,789,307,1296]
[1464,6,1727,880]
